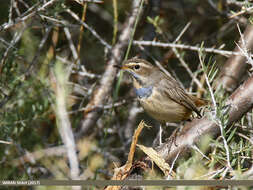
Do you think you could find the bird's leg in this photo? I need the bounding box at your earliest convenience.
[171,127,180,147]
[159,125,163,145]
[152,123,163,147]
[163,124,181,153]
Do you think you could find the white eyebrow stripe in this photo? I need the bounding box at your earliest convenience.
[125,62,152,69]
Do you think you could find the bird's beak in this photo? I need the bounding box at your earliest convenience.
[113,65,129,70]
[121,65,129,70]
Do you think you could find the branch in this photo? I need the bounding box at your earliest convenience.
[66,9,112,49]
[215,24,253,92]
[53,64,80,180]
[73,0,104,4]
[0,0,57,32]
[133,40,243,57]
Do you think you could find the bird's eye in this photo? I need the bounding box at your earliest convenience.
[134,65,140,70]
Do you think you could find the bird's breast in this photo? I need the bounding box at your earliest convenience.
[134,86,153,99]
[138,87,191,123]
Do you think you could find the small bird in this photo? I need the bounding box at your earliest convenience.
[119,58,206,123]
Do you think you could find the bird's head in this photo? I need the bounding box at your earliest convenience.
[119,58,156,86]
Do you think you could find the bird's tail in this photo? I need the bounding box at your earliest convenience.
[192,96,209,107]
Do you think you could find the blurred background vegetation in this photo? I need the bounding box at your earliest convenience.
[0,0,253,189]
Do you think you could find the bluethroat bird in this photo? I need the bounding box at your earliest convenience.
[118,58,206,123]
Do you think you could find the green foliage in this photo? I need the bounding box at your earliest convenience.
[197,43,252,179]
[147,16,164,34]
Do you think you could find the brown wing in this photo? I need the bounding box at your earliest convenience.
[158,76,202,117]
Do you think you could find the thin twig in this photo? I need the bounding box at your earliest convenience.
[198,51,232,170]
[197,167,225,179]
[133,40,244,57]
[63,27,79,63]
[237,132,253,145]
[8,0,14,24]
[167,151,180,180]
[0,0,57,31]
[225,0,249,6]
[172,22,203,89]
[66,8,112,49]
[40,15,79,28]
[76,2,87,69]
[13,0,21,16]
[230,5,253,18]
[174,21,192,43]
[112,0,118,45]
[191,144,210,160]
[236,24,253,70]
[73,0,104,4]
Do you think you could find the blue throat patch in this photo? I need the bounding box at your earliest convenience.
[134,86,153,98]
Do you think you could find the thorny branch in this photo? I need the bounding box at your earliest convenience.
[215,25,253,92]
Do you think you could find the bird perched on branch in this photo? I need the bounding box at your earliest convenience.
[117,58,207,123]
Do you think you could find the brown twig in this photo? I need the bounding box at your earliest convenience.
[76,2,87,67]
[105,121,145,190]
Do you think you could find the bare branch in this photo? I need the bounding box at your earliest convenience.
[52,64,80,180]
[63,27,80,63]
[216,25,253,92]
[235,24,253,69]
[73,0,104,4]
[66,8,112,49]
[0,0,57,31]
[229,5,253,18]
[133,40,242,57]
